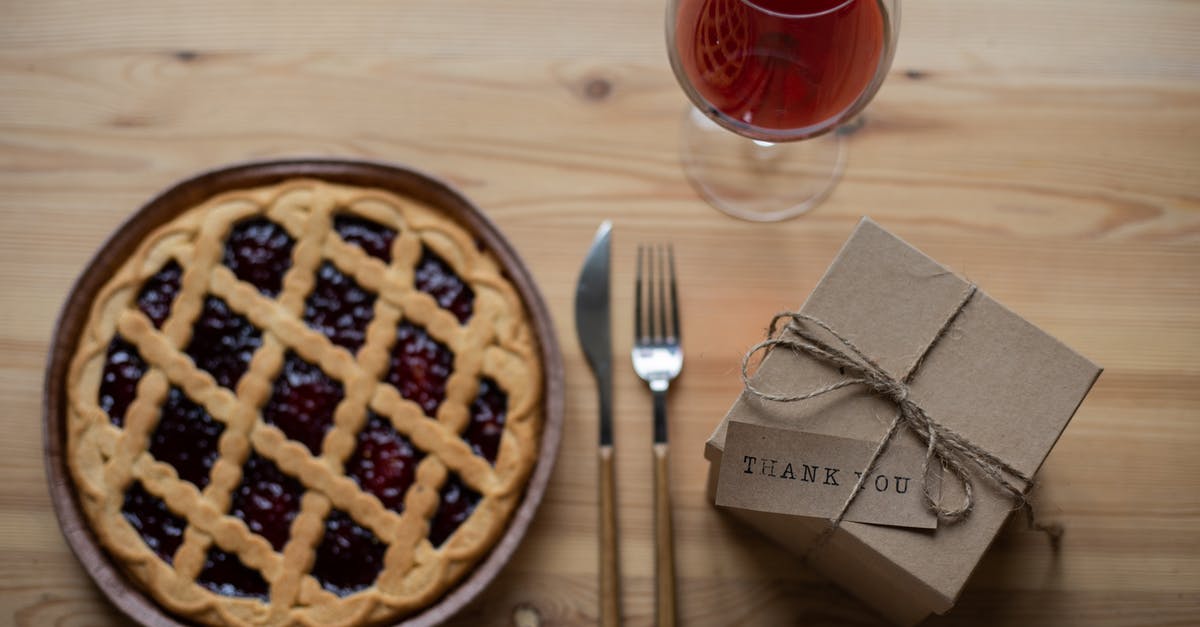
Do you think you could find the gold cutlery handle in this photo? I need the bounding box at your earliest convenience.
[600,444,620,627]
[654,442,676,627]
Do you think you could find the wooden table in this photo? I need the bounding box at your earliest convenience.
[2,1,1197,625]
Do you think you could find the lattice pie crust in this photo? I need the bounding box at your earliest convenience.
[66,179,543,626]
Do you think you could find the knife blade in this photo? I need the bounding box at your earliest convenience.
[573,220,619,627]
[576,220,613,445]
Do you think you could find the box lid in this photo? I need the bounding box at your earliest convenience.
[706,218,1101,608]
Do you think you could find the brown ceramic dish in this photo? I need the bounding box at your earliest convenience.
[44,159,564,626]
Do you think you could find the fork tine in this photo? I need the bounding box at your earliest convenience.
[648,244,657,343]
[667,243,679,343]
[635,243,681,347]
[647,244,658,342]
[652,242,662,341]
[656,244,668,343]
[635,244,645,343]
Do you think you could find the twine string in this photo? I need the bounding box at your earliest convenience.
[739,285,1046,556]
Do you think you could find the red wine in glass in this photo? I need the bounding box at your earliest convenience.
[667,0,900,219]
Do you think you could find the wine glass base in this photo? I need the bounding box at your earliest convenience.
[679,107,848,222]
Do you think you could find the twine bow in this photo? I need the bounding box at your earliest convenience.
[740,285,1037,533]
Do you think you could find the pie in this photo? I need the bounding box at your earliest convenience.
[65,178,544,626]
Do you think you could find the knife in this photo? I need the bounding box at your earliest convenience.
[574,221,619,627]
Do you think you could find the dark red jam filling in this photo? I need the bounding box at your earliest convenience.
[386,323,453,418]
[463,378,507,464]
[414,248,474,324]
[261,352,344,455]
[197,547,269,600]
[185,296,262,390]
[303,262,377,354]
[429,474,480,548]
[311,510,387,596]
[121,482,186,564]
[334,215,396,264]
[99,336,146,428]
[136,260,183,328]
[222,218,295,297]
[230,454,305,552]
[345,412,425,514]
[149,387,225,490]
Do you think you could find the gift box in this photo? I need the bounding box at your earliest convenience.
[704,218,1101,625]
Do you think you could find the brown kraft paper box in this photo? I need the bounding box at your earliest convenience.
[704,218,1101,625]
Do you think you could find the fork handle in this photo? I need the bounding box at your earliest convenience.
[599,445,621,627]
[654,442,677,627]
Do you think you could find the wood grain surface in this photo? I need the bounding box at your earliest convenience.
[2,1,1197,626]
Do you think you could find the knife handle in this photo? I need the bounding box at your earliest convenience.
[599,444,620,627]
[654,442,677,627]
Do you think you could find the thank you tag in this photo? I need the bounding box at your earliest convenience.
[716,421,938,529]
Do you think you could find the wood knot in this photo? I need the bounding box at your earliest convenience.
[110,114,154,128]
[583,77,612,101]
[904,68,928,80]
[511,603,542,627]
[174,50,200,63]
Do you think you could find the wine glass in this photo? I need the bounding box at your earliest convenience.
[667,0,900,221]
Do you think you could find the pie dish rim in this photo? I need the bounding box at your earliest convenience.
[43,157,565,626]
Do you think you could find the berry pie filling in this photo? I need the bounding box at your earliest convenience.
[386,323,453,418]
[230,454,305,552]
[121,482,187,565]
[198,547,270,600]
[303,261,376,354]
[98,336,146,427]
[149,387,225,490]
[137,260,183,328]
[334,215,396,263]
[261,352,345,455]
[429,474,481,548]
[345,412,425,514]
[312,510,388,596]
[222,218,294,297]
[185,296,262,390]
[464,378,508,465]
[414,248,474,323]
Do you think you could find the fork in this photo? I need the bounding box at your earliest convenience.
[631,244,682,627]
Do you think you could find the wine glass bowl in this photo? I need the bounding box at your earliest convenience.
[667,0,900,220]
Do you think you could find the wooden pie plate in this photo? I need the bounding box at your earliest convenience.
[42,158,565,626]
